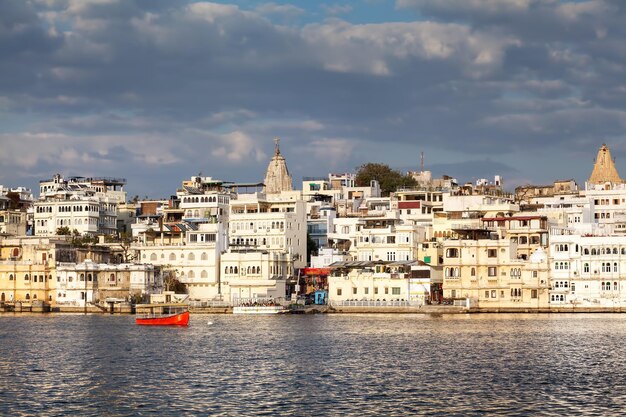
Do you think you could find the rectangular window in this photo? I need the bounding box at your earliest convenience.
[485,290,489,298]
[364,288,369,295]
[488,267,497,277]
[374,287,378,294]
[491,290,497,298]
[385,287,389,295]
[531,289,538,299]
[488,249,497,258]
[392,287,401,295]
[387,236,396,244]
[337,288,342,296]
[352,287,357,295]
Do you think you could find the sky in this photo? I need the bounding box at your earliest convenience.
[2,0,626,198]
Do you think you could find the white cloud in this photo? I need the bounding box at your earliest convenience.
[256,3,305,18]
[321,4,353,16]
[209,131,268,163]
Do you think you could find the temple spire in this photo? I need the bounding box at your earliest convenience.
[263,137,293,194]
[588,143,623,185]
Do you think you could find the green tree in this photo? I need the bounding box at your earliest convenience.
[355,163,417,196]
[56,226,71,236]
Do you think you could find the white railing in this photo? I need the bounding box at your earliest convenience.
[331,300,413,307]
[189,300,231,308]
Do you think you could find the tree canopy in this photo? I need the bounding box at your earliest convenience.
[355,163,417,196]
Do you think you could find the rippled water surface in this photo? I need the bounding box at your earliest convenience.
[2,313,626,416]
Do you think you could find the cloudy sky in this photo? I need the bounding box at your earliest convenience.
[2,0,626,198]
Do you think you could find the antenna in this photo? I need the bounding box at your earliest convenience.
[420,151,424,173]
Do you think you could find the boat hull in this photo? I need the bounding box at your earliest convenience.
[136,311,190,326]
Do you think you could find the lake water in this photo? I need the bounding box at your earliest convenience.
[1,313,625,416]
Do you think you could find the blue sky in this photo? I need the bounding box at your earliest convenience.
[1,0,626,198]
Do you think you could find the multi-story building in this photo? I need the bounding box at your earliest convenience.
[392,188,445,225]
[549,233,626,308]
[481,215,549,260]
[34,174,126,236]
[55,260,157,306]
[442,232,549,309]
[220,251,290,303]
[353,217,424,263]
[0,236,68,304]
[228,191,307,269]
[0,186,33,236]
[328,261,413,303]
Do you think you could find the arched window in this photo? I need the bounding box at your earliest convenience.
[584,248,589,255]
[234,267,238,274]
[201,270,208,278]
[188,253,195,261]
[591,248,597,255]
[169,253,176,261]
[88,274,92,282]
[25,294,30,300]
[188,270,195,278]
[584,263,590,273]
[150,253,157,261]
[33,294,37,299]
[201,252,208,260]
[614,263,618,272]
[229,266,233,274]
[110,274,115,282]
[24,274,29,281]
[80,273,85,281]
[614,248,619,254]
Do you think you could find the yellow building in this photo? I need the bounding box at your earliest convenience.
[442,236,549,309]
[0,237,67,304]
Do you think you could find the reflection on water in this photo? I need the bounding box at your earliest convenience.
[1,313,626,416]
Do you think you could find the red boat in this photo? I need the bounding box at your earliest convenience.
[135,305,189,326]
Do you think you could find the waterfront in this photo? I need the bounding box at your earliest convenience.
[1,314,626,416]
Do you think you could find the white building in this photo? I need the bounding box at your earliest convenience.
[55,260,157,306]
[549,233,626,308]
[34,174,126,236]
[220,251,289,303]
[136,222,227,301]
